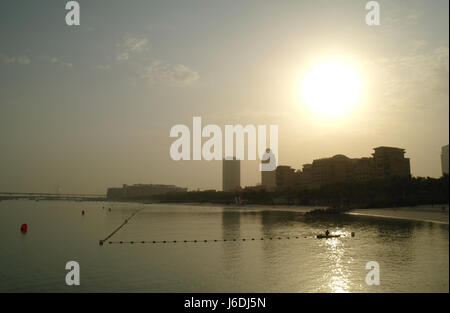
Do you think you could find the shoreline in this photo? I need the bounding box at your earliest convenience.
[121,201,450,225]
[347,205,449,225]
[1,198,448,225]
[131,201,450,224]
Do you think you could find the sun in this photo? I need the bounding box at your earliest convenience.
[300,61,362,117]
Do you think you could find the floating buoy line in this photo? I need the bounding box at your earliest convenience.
[99,209,354,246]
[99,209,143,245]
[105,234,352,245]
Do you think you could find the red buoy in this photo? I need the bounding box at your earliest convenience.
[20,223,28,233]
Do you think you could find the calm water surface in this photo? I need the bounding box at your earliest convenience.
[0,200,448,292]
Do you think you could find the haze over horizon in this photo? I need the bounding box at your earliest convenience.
[0,0,449,194]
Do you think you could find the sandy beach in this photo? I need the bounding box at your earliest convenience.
[348,205,449,224]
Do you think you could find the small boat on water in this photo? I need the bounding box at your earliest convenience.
[316,234,341,239]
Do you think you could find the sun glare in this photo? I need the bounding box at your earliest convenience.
[301,61,362,117]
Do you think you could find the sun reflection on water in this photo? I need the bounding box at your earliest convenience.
[324,232,352,293]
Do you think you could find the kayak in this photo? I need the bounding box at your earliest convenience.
[316,234,341,239]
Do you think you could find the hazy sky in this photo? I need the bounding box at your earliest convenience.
[0,0,448,194]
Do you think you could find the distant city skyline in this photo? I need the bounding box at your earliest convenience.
[0,0,448,194]
[263,146,412,191]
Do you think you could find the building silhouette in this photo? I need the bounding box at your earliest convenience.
[442,144,449,176]
[261,170,276,190]
[275,166,297,188]
[274,146,411,190]
[107,184,187,200]
[372,146,410,180]
[222,157,241,191]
